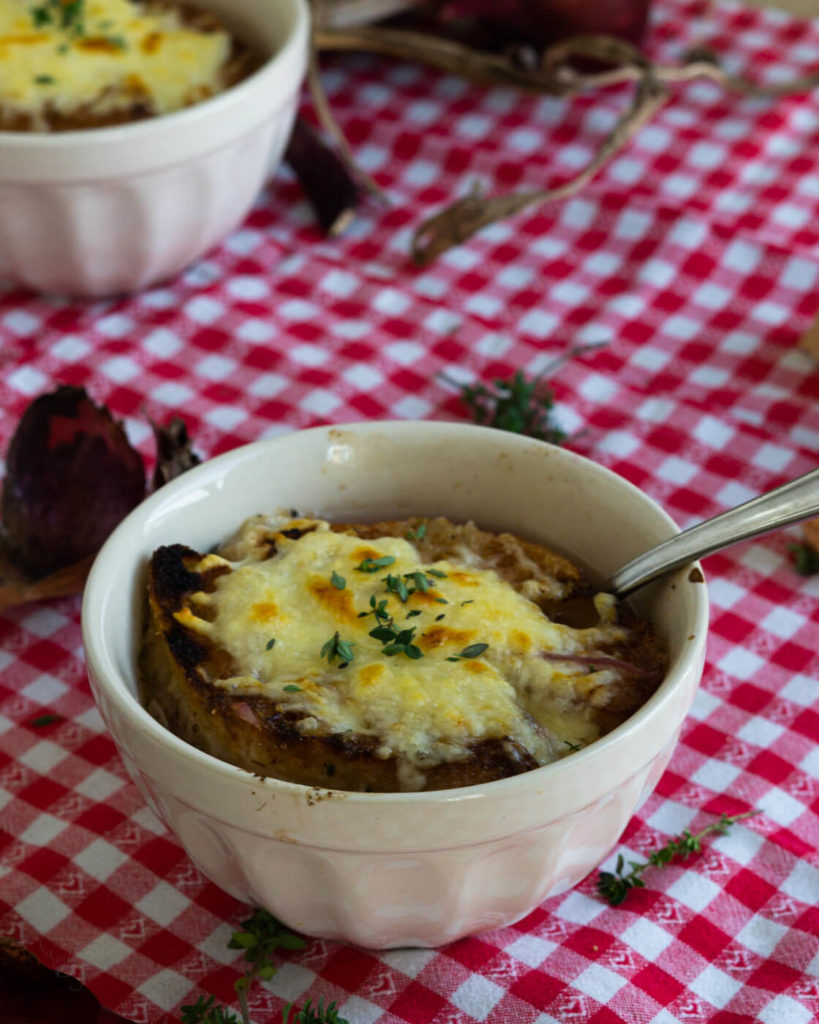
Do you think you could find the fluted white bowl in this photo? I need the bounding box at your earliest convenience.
[82,422,709,948]
[0,0,308,298]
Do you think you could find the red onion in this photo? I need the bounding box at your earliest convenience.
[540,651,661,678]
[1,386,145,577]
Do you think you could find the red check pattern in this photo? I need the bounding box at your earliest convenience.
[1,0,818,1021]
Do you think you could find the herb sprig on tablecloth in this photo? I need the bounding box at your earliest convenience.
[180,909,347,1024]
[597,810,759,906]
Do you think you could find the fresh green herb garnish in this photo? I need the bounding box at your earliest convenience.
[229,910,307,1024]
[34,74,56,85]
[448,369,566,444]
[30,4,54,27]
[179,910,340,1024]
[406,609,422,618]
[283,684,301,693]
[30,713,63,727]
[435,613,445,621]
[790,542,819,576]
[283,1000,348,1024]
[356,555,395,572]
[30,0,87,34]
[369,621,423,659]
[330,570,346,590]
[265,638,277,651]
[427,568,447,579]
[357,595,391,622]
[460,599,474,605]
[405,524,427,542]
[404,571,430,593]
[445,642,489,662]
[320,631,355,665]
[597,810,760,906]
[564,740,582,752]
[181,995,238,1024]
[384,573,410,602]
[383,570,441,603]
[59,0,85,30]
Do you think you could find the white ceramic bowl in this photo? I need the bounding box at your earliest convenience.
[82,422,708,949]
[0,0,308,298]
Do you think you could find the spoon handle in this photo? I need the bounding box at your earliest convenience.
[605,467,819,597]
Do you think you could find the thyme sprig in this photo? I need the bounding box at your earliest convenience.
[369,620,423,659]
[383,569,443,603]
[179,909,346,1024]
[284,1001,348,1024]
[357,594,390,622]
[320,631,355,666]
[447,369,566,444]
[29,0,86,34]
[597,810,759,906]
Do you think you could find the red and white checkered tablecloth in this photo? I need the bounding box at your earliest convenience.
[2,0,818,1020]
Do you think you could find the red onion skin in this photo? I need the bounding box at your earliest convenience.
[0,939,135,1024]
[1,386,145,577]
[234,700,262,727]
[434,0,651,48]
[540,651,660,679]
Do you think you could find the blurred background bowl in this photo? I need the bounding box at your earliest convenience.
[82,422,708,948]
[0,0,309,298]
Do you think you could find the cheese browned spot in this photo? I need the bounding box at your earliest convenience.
[0,0,258,131]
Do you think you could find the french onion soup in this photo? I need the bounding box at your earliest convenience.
[0,0,258,131]
[139,515,668,792]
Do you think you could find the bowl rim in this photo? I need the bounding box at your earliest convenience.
[82,420,709,808]
[0,0,309,148]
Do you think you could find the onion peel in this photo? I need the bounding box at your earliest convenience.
[0,386,201,610]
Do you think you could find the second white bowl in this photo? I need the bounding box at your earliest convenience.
[0,0,309,297]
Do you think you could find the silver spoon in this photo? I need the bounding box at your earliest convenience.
[604,467,819,597]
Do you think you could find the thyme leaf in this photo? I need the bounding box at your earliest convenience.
[320,631,355,664]
[330,570,346,590]
[446,642,489,661]
[29,712,64,727]
[180,995,239,1024]
[384,573,410,602]
[30,0,87,35]
[356,555,395,572]
[789,541,819,576]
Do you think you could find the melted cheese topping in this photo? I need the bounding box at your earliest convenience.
[0,0,239,126]
[179,517,634,784]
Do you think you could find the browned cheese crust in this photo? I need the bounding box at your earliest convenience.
[139,517,667,791]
